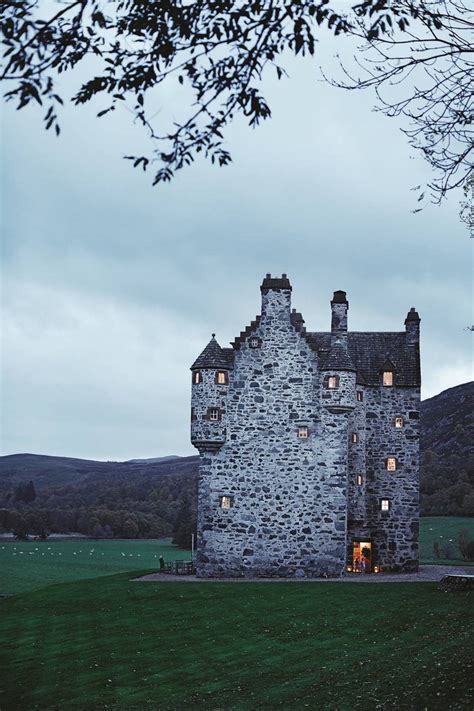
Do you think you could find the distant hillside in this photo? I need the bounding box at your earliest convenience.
[420,381,473,516]
[0,454,199,541]
[0,382,472,539]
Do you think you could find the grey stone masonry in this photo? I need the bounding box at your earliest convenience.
[190,275,421,577]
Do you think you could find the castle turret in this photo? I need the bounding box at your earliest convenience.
[190,334,230,452]
[405,307,420,346]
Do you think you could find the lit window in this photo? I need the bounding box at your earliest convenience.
[328,376,338,389]
[192,371,202,384]
[386,457,397,471]
[220,495,233,509]
[357,391,363,402]
[298,427,308,439]
[381,499,390,512]
[209,408,220,421]
[250,337,260,348]
[351,432,358,444]
[395,416,404,428]
[216,371,227,385]
[357,474,363,486]
[383,371,393,386]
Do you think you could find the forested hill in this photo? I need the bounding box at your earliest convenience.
[0,454,199,540]
[420,381,473,516]
[0,381,472,539]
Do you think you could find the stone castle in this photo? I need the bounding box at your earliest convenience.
[190,275,420,578]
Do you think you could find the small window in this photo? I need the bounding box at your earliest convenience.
[381,498,390,512]
[192,371,202,384]
[356,474,363,486]
[395,416,404,429]
[382,371,393,386]
[220,495,233,509]
[297,426,308,439]
[191,407,197,422]
[386,457,397,471]
[249,337,261,349]
[216,371,228,385]
[356,391,363,402]
[327,375,339,389]
[209,408,220,422]
[351,432,358,444]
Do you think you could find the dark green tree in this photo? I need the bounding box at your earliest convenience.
[13,480,36,503]
[172,495,195,550]
[1,1,471,200]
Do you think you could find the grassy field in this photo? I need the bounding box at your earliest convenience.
[1,520,473,709]
[1,517,473,596]
[0,538,190,595]
[1,574,472,710]
[419,516,474,564]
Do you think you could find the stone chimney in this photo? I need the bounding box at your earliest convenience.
[331,290,348,334]
[405,307,420,346]
[260,273,292,319]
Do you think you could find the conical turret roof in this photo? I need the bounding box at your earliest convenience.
[191,334,230,370]
[320,336,356,372]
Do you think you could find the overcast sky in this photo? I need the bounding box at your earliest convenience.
[1,39,472,461]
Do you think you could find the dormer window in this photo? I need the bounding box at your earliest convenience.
[220,495,233,509]
[382,371,393,386]
[216,371,228,385]
[297,426,308,439]
[327,375,339,389]
[351,432,359,444]
[381,498,390,512]
[386,457,397,471]
[209,408,220,422]
[395,416,404,428]
[192,371,202,384]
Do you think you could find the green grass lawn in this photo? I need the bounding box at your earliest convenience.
[0,575,472,710]
[1,517,472,597]
[0,538,190,595]
[419,517,474,565]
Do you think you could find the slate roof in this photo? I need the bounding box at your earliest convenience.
[191,335,231,370]
[319,337,356,372]
[305,332,420,386]
[194,309,420,386]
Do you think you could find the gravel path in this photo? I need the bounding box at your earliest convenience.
[133,564,474,584]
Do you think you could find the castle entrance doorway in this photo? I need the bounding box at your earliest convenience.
[352,540,372,573]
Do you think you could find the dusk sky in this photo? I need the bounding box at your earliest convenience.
[1,41,472,461]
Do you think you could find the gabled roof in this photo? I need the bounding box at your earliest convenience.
[191,335,230,370]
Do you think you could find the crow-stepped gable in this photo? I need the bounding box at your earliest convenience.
[190,275,420,578]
